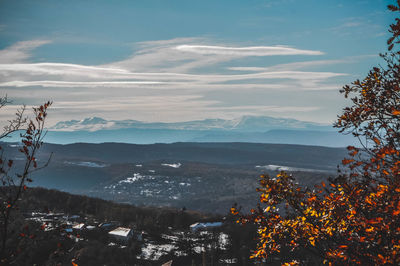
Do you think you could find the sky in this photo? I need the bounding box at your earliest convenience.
[0,0,396,127]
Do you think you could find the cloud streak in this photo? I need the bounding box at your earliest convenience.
[0,62,346,89]
[0,40,51,64]
[175,45,324,56]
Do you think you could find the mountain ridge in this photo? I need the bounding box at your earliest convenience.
[51,115,334,132]
[43,116,355,146]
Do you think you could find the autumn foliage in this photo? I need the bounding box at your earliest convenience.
[0,100,51,262]
[232,3,400,265]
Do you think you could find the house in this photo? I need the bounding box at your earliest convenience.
[190,222,223,232]
[108,227,134,243]
[162,260,173,266]
[73,223,85,230]
[86,225,96,230]
[99,221,120,230]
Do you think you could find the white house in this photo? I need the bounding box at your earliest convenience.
[72,223,85,230]
[108,227,134,243]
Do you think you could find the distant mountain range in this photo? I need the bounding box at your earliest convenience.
[44,116,356,147]
[51,115,333,132]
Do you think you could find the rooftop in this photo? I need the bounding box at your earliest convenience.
[108,227,132,237]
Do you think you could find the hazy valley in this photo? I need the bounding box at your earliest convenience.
[4,141,346,214]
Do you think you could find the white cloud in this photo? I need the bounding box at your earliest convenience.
[0,62,345,88]
[0,38,345,124]
[229,55,377,72]
[175,45,324,56]
[205,105,320,112]
[229,60,346,72]
[0,40,51,63]
[136,37,205,48]
[106,40,232,73]
[107,39,324,73]
[0,80,164,88]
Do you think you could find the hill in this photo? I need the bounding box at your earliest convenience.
[3,142,344,213]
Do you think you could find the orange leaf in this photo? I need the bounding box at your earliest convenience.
[392,109,400,115]
[308,195,317,202]
[342,159,355,165]
[350,150,358,156]
[230,207,239,215]
[365,227,374,232]
[377,254,386,263]
[383,170,389,176]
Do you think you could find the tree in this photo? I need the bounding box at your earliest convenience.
[0,98,51,262]
[232,3,400,265]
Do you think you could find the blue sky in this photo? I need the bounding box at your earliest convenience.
[0,0,395,127]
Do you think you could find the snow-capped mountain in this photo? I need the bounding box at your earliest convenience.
[52,117,143,132]
[51,116,333,132]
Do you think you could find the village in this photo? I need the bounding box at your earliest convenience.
[23,210,235,264]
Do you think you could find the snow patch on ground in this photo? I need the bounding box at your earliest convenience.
[118,173,144,183]
[219,233,230,250]
[255,164,327,172]
[140,243,179,260]
[104,173,156,189]
[161,163,181,168]
[169,195,180,200]
[65,161,107,168]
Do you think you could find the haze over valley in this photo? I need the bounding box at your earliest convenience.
[7,115,356,147]
[4,141,346,214]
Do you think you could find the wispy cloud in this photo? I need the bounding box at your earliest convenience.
[0,38,345,125]
[0,40,51,64]
[0,61,345,86]
[106,38,324,73]
[0,80,165,88]
[229,55,376,72]
[174,45,324,56]
[0,39,340,90]
[330,17,384,38]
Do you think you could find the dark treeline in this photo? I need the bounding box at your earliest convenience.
[2,187,260,265]
[20,187,218,231]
